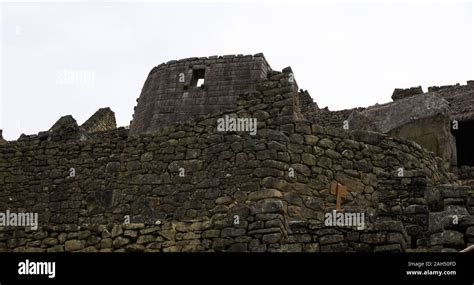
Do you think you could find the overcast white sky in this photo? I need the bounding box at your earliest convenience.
[1,0,473,140]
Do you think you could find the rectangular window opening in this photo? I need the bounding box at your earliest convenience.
[191,69,206,87]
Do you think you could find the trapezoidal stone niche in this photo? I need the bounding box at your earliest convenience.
[130,54,271,135]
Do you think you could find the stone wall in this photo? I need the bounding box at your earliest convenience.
[130,54,271,135]
[303,107,364,129]
[459,166,474,180]
[0,130,6,145]
[387,114,455,169]
[298,89,318,114]
[425,185,474,252]
[428,81,474,122]
[348,93,456,170]
[391,86,423,101]
[0,220,410,253]
[81,107,117,133]
[0,66,469,252]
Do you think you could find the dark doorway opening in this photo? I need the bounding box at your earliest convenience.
[452,120,474,166]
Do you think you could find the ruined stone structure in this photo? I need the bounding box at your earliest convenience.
[130,54,270,135]
[80,107,116,134]
[0,54,473,253]
[344,81,474,174]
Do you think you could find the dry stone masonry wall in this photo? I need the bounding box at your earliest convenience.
[0,55,473,252]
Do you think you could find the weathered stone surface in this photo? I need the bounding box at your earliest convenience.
[262,233,282,244]
[248,189,282,201]
[42,238,58,247]
[467,226,474,237]
[352,93,454,165]
[258,199,284,214]
[318,138,336,149]
[221,228,246,238]
[65,240,85,252]
[319,234,344,245]
[81,107,116,133]
[111,225,123,238]
[113,237,130,248]
[374,244,402,252]
[430,230,464,247]
[386,233,405,245]
[100,238,113,249]
[391,86,423,101]
[360,233,386,244]
[302,153,317,166]
[50,115,79,133]
[321,242,348,252]
[346,110,381,132]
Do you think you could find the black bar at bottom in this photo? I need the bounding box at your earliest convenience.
[0,253,473,283]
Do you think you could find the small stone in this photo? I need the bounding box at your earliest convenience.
[342,149,354,159]
[101,229,111,239]
[111,225,123,238]
[78,230,91,240]
[321,243,348,252]
[289,134,304,144]
[325,149,341,159]
[58,233,67,244]
[360,233,386,244]
[258,199,284,213]
[100,238,113,249]
[317,157,332,168]
[374,221,404,232]
[46,245,64,252]
[202,230,221,239]
[319,234,344,245]
[137,235,155,244]
[405,205,429,214]
[374,244,402,252]
[304,243,320,252]
[83,246,98,252]
[65,240,85,252]
[124,230,138,238]
[126,244,145,252]
[42,238,58,247]
[123,223,146,230]
[113,237,130,248]
[302,153,317,166]
[387,233,405,245]
[280,244,303,252]
[86,235,101,246]
[216,196,233,205]
[354,159,372,172]
[318,138,336,149]
[430,230,464,247]
[467,226,474,237]
[262,233,282,244]
[139,227,161,235]
[304,135,319,145]
[248,189,282,201]
[226,243,248,252]
[106,162,120,173]
[221,228,246,238]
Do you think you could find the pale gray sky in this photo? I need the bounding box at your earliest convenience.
[1,0,473,140]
